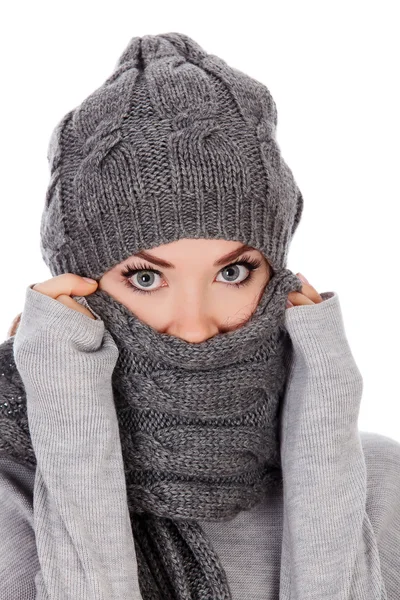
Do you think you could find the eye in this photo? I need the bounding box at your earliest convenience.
[132,270,161,292]
[216,254,262,289]
[120,261,163,295]
[120,254,262,295]
[216,263,250,285]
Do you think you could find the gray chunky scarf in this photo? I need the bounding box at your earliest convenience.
[0,266,302,599]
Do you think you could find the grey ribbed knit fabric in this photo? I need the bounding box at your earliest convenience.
[9,32,306,599]
[5,271,303,600]
[40,32,303,280]
[2,287,400,599]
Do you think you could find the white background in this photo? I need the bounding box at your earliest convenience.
[0,2,399,441]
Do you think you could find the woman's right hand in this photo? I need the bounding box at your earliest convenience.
[13,274,118,388]
[31,273,99,320]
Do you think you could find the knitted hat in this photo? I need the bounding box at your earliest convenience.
[40,32,303,281]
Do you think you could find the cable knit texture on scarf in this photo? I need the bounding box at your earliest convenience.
[0,266,303,599]
[80,267,302,599]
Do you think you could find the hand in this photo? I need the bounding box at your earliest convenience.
[31,274,99,320]
[286,272,324,309]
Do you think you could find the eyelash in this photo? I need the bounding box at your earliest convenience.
[119,253,262,296]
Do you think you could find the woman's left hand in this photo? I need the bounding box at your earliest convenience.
[286,273,324,309]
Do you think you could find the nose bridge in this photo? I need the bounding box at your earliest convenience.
[169,278,218,343]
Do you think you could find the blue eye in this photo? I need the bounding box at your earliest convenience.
[120,254,262,296]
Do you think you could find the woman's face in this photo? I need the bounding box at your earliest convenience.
[98,238,272,343]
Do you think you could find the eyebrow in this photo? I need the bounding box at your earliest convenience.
[133,244,255,269]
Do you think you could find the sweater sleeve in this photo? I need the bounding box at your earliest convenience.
[10,284,143,600]
[278,290,388,599]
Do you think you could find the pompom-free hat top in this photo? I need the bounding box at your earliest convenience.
[19,32,305,599]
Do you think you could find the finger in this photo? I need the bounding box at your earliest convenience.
[296,276,324,303]
[300,284,323,303]
[56,294,96,320]
[7,312,22,337]
[287,290,315,306]
[295,284,323,304]
[32,273,98,300]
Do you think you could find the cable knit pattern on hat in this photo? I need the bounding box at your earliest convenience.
[40,32,303,281]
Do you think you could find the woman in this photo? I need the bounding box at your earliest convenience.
[1,32,399,600]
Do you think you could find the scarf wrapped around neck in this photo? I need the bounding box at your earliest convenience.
[79,265,302,599]
[0,266,302,599]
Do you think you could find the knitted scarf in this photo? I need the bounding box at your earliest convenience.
[0,266,302,599]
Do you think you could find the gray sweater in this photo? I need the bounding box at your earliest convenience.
[1,284,399,599]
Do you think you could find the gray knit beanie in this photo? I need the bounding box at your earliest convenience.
[40,32,303,280]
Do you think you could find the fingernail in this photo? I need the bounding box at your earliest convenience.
[83,277,97,284]
[298,273,309,284]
